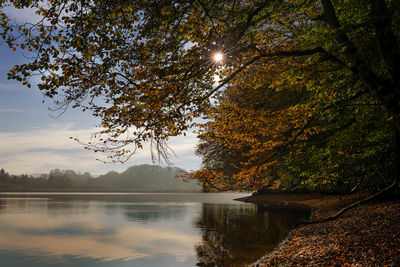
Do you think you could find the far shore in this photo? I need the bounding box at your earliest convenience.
[0,188,201,193]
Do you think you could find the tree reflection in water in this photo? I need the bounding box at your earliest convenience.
[194,203,309,266]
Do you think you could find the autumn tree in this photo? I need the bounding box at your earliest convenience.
[193,71,313,191]
[1,0,399,192]
[193,74,394,192]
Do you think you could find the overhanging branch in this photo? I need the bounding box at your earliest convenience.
[297,182,397,226]
[204,47,326,99]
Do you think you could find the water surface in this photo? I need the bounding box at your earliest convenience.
[0,192,309,266]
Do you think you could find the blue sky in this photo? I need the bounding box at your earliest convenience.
[0,8,201,176]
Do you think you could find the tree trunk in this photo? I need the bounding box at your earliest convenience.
[394,127,400,189]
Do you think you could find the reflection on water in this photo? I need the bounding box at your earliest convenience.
[0,193,309,266]
[195,204,309,266]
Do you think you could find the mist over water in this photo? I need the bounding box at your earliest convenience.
[0,193,309,266]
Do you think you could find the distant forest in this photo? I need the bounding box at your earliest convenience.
[0,165,200,192]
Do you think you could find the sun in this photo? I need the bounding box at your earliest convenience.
[213,52,224,63]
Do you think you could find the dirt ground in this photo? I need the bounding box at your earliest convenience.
[239,193,400,266]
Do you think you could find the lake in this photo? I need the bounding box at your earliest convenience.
[0,192,309,266]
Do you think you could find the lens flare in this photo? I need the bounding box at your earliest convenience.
[213,52,223,63]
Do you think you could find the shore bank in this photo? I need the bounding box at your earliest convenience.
[239,193,400,266]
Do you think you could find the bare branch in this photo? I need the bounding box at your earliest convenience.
[297,182,397,226]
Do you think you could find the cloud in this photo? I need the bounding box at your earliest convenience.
[0,124,134,174]
[0,123,200,175]
[0,211,199,262]
[0,82,27,92]
[0,108,24,113]
[0,83,9,89]
[1,5,42,25]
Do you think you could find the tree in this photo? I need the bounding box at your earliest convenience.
[192,77,313,191]
[0,168,10,182]
[192,62,394,192]
[1,0,399,191]
[48,169,76,187]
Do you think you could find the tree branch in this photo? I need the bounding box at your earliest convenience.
[320,0,400,129]
[370,0,400,82]
[320,0,358,59]
[204,47,326,99]
[203,54,263,99]
[255,116,315,168]
[297,181,397,226]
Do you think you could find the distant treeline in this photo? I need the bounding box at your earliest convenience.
[0,165,200,191]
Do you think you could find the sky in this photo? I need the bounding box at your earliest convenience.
[0,7,201,176]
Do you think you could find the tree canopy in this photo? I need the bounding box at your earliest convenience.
[1,0,399,192]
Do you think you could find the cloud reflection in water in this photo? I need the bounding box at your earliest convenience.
[0,199,199,263]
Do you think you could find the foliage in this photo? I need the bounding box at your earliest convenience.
[1,0,399,192]
[0,167,78,189]
[193,77,394,192]
[189,0,400,192]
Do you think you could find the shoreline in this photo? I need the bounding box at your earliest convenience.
[236,192,368,220]
[238,192,400,266]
